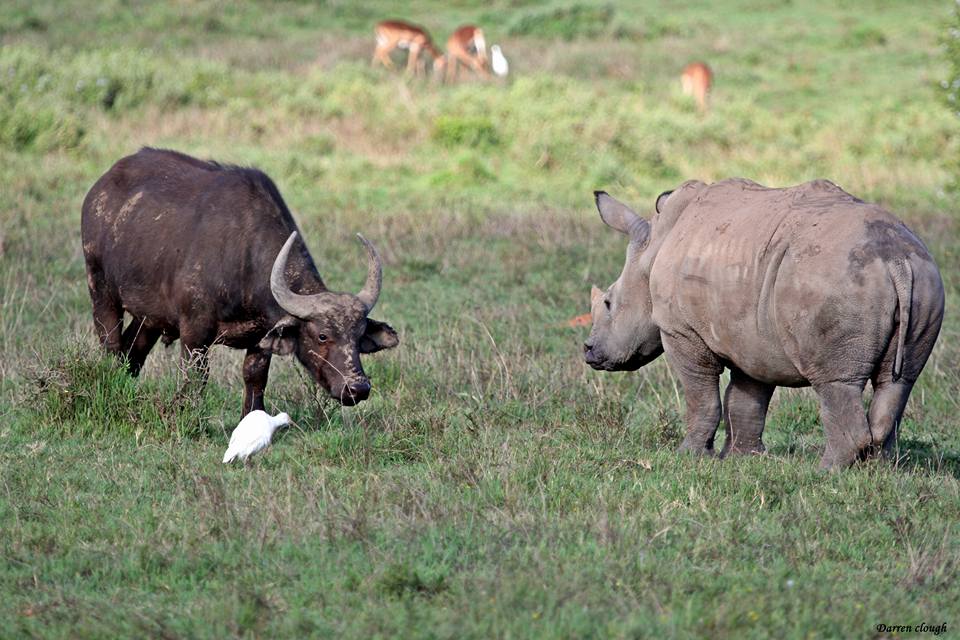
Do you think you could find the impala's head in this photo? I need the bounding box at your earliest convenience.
[583,191,668,371]
[259,232,399,406]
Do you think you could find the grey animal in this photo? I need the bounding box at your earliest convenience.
[584,178,944,469]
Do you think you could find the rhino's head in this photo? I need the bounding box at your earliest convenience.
[259,232,399,406]
[583,191,668,371]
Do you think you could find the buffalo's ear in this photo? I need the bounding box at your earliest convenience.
[258,315,300,356]
[360,318,399,354]
[594,191,649,244]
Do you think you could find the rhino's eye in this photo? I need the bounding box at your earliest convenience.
[318,333,328,343]
[604,299,611,310]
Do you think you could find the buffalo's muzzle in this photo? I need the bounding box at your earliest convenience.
[338,379,371,405]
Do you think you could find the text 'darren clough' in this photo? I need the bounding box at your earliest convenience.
[875,623,948,636]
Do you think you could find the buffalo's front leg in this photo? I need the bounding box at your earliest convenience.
[242,348,272,416]
[720,369,775,457]
[178,324,214,398]
[663,333,723,455]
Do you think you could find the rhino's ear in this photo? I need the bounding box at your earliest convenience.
[360,318,399,354]
[591,285,603,307]
[594,191,649,244]
[258,315,299,356]
[655,190,674,214]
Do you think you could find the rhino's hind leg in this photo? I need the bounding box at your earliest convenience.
[867,380,913,461]
[814,381,872,470]
[720,370,774,457]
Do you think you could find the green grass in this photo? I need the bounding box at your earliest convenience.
[2,0,960,637]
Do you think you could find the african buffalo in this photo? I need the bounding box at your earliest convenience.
[584,178,944,469]
[81,147,399,414]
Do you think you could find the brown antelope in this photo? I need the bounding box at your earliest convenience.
[681,62,713,112]
[445,25,489,81]
[372,20,444,76]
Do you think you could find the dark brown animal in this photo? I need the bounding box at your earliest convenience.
[81,148,399,414]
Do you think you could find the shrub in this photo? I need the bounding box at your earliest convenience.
[432,115,500,149]
[508,3,615,41]
[27,343,219,440]
[943,1,960,189]
[945,1,960,115]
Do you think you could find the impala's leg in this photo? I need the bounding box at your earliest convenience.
[446,56,456,82]
[814,381,871,470]
[470,56,489,78]
[373,43,393,69]
[663,333,723,455]
[242,347,272,416]
[405,44,421,75]
[720,369,774,457]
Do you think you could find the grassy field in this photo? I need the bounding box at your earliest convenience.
[2,1,960,637]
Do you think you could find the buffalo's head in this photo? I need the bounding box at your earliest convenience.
[259,232,399,405]
[583,191,666,371]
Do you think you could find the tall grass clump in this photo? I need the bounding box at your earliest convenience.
[944,1,960,189]
[508,3,616,41]
[26,342,221,440]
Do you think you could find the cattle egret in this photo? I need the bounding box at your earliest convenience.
[222,410,290,463]
[491,44,509,77]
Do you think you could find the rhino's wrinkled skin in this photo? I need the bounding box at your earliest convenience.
[584,178,944,469]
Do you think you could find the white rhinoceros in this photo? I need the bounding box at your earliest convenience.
[584,178,944,469]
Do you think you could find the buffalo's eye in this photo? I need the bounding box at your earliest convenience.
[318,333,328,342]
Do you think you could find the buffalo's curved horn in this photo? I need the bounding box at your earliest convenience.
[355,233,382,312]
[270,232,319,319]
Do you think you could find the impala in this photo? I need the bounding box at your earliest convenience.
[445,25,489,81]
[372,20,444,76]
[681,62,712,112]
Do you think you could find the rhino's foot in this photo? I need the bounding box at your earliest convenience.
[720,441,766,459]
[818,442,870,471]
[677,438,716,457]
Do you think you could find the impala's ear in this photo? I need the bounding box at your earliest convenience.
[360,318,399,354]
[258,315,299,355]
[594,191,649,244]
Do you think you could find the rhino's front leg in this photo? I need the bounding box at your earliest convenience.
[720,369,774,457]
[663,333,723,455]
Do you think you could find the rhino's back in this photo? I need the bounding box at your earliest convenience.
[649,178,935,385]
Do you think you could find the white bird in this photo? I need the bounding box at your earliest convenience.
[222,410,290,463]
[491,44,509,77]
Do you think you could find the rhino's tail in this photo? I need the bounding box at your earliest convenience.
[888,258,913,381]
